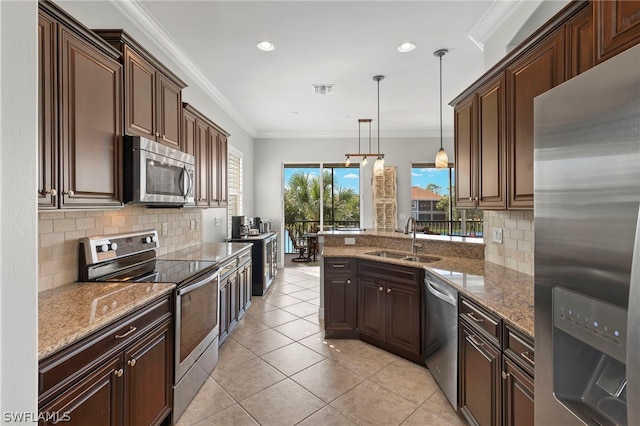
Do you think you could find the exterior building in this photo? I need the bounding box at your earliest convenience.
[410,187,446,221]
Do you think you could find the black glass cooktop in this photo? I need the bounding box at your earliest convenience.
[105,259,218,285]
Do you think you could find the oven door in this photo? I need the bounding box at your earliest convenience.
[175,271,219,381]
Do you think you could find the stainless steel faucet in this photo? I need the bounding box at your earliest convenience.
[404,216,418,254]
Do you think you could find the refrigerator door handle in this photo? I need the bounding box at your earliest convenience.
[627,204,640,426]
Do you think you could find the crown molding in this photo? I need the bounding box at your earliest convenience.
[254,129,452,140]
[107,0,256,137]
[467,0,537,51]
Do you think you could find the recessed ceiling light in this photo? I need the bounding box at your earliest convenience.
[256,41,275,51]
[397,42,416,53]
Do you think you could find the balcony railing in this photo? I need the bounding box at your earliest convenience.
[283,219,482,254]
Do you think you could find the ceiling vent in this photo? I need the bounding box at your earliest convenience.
[313,84,335,95]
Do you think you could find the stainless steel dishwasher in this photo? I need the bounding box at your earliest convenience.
[424,270,458,410]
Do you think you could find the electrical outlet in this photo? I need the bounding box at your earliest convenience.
[190,219,196,230]
[344,237,356,245]
[162,222,169,236]
[492,228,503,244]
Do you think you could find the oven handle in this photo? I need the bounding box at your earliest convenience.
[177,271,218,296]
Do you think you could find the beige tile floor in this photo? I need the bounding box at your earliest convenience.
[176,260,467,426]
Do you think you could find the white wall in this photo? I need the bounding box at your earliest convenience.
[0,0,38,419]
[254,135,453,263]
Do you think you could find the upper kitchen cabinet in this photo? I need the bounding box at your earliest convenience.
[183,103,230,208]
[566,3,594,79]
[95,30,187,150]
[38,1,123,210]
[506,29,565,209]
[454,74,506,210]
[594,0,640,63]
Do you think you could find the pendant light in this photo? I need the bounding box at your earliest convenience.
[344,119,373,167]
[434,49,449,169]
[372,75,385,177]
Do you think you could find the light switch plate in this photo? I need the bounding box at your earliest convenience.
[492,228,503,244]
[190,219,196,230]
[162,222,169,236]
[344,237,356,245]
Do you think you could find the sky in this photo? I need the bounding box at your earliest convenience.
[284,165,453,197]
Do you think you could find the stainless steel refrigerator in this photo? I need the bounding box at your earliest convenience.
[534,44,640,426]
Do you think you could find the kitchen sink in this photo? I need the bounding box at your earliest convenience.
[366,251,441,263]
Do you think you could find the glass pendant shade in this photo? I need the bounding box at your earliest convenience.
[435,147,448,169]
[345,155,351,167]
[373,156,384,176]
[361,155,368,167]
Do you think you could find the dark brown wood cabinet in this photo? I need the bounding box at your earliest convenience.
[183,103,230,208]
[38,2,123,210]
[219,248,252,345]
[502,357,534,426]
[594,0,640,63]
[95,30,187,150]
[323,258,357,338]
[454,75,506,210]
[357,260,422,361]
[38,295,173,426]
[566,3,594,79]
[459,321,502,426]
[506,29,564,209]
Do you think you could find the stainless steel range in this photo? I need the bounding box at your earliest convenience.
[79,230,220,422]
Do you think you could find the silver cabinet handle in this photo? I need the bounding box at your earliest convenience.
[474,197,479,201]
[467,312,484,323]
[378,286,384,292]
[346,279,351,284]
[155,132,159,137]
[63,190,74,196]
[115,326,137,339]
[46,188,57,196]
[115,368,123,377]
[469,197,472,201]
[520,351,535,365]
[128,358,137,367]
[502,371,509,380]
[387,288,391,293]
[332,264,345,268]
[466,334,484,347]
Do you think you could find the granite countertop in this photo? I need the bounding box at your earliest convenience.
[39,282,175,360]
[228,231,277,242]
[323,246,534,338]
[158,242,253,262]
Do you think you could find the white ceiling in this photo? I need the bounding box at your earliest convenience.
[60,1,506,138]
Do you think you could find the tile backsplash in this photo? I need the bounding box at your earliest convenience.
[484,210,534,276]
[38,205,203,292]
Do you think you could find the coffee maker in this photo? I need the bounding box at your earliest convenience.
[231,216,249,238]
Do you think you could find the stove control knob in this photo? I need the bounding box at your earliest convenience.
[151,235,158,243]
[110,242,118,251]
[143,237,151,244]
[99,244,109,253]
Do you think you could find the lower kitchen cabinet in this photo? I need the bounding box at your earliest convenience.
[219,248,252,345]
[357,260,422,362]
[324,258,357,338]
[38,295,173,426]
[459,321,502,426]
[502,357,534,426]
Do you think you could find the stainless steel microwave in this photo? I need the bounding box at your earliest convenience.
[124,136,195,206]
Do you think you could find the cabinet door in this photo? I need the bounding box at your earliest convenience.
[218,133,228,207]
[454,95,476,209]
[219,282,230,344]
[566,3,594,79]
[459,323,501,426]
[502,357,534,426]
[58,27,123,208]
[195,119,209,207]
[182,108,196,157]
[123,46,155,140]
[324,274,357,338]
[238,266,247,318]
[38,12,58,209]
[506,29,564,209]
[123,320,172,426]
[156,73,182,149]
[595,0,640,63]
[208,129,220,206]
[385,282,420,355]
[357,278,386,341]
[477,75,506,209]
[228,272,240,329]
[40,356,122,426]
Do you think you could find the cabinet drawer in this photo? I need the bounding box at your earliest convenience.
[503,323,534,376]
[460,298,501,346]
[238,250,252,266]
[326,258,354,274]
[39,295,171,403]
[358,260,421,286]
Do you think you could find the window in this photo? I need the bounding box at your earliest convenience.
[410,163,483,237]
[227,148,243,237]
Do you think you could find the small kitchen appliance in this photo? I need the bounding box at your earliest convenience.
[231,215,248,238]
[79,230,220,422]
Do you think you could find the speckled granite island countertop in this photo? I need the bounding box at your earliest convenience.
[158,242,253,262]
[322,246,534,338]
[39,282,175,360]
